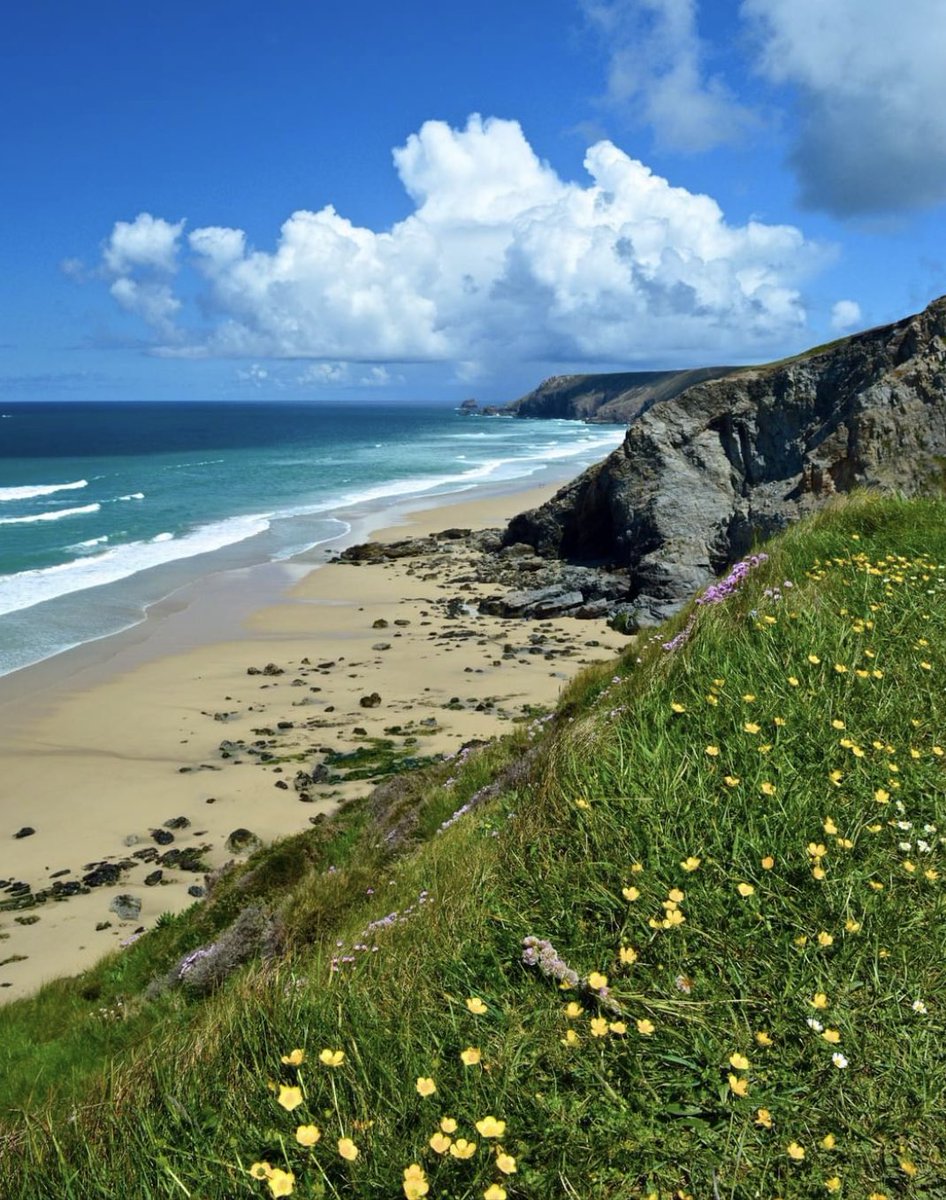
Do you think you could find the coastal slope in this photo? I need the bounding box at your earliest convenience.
[505,295,946,620]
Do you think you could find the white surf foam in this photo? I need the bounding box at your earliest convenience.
[0,479,88,502]
[0,512,271,618]
[0,503,101,526]
[118,492,145,501]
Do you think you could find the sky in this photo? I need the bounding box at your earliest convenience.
[3,0,946,405]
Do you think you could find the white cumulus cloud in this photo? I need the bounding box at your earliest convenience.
[830,300,862,332]
[99,115,822,367]
[743,0,946,214]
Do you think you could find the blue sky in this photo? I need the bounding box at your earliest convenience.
[3,0,946,404]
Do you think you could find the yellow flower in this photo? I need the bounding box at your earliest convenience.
[728,1073,749,1096]
[440,1117,458,1134]
[416,1077,437,1097]
[724,774,741,787]
[281,1048,305,1066]
[737,882,755,897]
[449,1138,477,1159]
[460,1047,482,1066]
[754,1107,773,1129]
[811,992,829,1009]
[249,1163,273,1180]
[681,856,701,872]
[788,675,800,686]
[903,860,916,873]
[755,1030,773,1046]
[834,663,847,674]
[744,722,761,734]
[337,1138,359,1162]
[575,798,591,809]
[808,654,821,664]
[483,1187,507,1200]
[824,1177,841,1193]
[760,782,776,796]
[705,745,720,757]
[565,1001,583,1018]
[619,945,638,965]
[670,702,686,713]
[829,769,843,784]
[900,1159,918,1177]
[807,842,827,858]
[475,1116,506,1138]
[590,1017,609,1038]
[761,855,775,870]
[706,693,719,705]
[818,931,834,947]
[729,1052,750,1070]
[823,818,838,835]
[319,1048,345,1067]
[773,716,787,726]
[821,1133,837,1150]
[609,1021,627,1035]
[496,1151,517,1174]
[631,861,644,873]
[787,1141,806,1161]
[295,1124,321,1147]
[636,1018,655,1036]
[668,887,685,903]
[277,1085,303,1112]
[403,1164,429,1200]
[925,868,939,881]
[844,918,861,933]
[622,885,641,901]
[267,1168,295,1198]
[663,908,685,927]
[812,866,826,881]
[587,971,608,990]
[868,880,884,891]
[920,661,932,671]
[561,1028,579,1046]
[466,997,488,1014]
[822,1029,841,1044]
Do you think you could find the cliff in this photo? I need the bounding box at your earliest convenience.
[504,295,946,622]
[494,365,736,423]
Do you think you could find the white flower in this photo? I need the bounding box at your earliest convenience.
[899,841,913,852]
[923,824,937,834]
[917,840,932,853]
[831,1053,849,1069]
[896,820,912,830]
[912,999,928,1014]
[806,1018,824,1033]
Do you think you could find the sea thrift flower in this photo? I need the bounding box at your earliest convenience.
[521,937,580,989]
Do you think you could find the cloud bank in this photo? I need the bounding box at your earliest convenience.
[744,0,946,215]
[99,115,821,367]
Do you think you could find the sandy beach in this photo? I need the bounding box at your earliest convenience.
[0,482,628,1003]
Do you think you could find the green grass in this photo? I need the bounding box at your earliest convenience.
[2,493,946,1198]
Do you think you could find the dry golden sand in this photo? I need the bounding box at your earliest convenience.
[0,485,627,1002]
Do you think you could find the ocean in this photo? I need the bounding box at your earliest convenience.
[0,401,625,676]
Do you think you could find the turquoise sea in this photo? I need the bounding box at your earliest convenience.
[0,401,625,676]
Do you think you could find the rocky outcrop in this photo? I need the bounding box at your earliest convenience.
[505,296,946,622]
[495,366,736,423]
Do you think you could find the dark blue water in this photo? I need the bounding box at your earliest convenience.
[0,401,625,674]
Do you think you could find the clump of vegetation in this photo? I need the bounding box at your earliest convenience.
[1,493,945,1198]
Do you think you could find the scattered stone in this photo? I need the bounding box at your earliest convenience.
[225,828,263,856]
[359,692,382,708]
[187,885,206,899]
[48,868,71,878]
[95,921,112,931]
[14,915,39,925]
[164,816,191,830]
[371,642,391,651]
[82,863,123,888]
[144,870,164,887]
[13,827,35,840]
[122,834,141,847]
[275,779,289,790]
[372,618,389,628]
[151,829,175,846]
[109,894,142,921]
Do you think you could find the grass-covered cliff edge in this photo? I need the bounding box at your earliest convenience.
[2,493,946,1199]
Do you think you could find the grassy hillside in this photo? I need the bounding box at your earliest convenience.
[2,493,945,1198]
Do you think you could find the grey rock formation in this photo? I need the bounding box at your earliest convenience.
[505,296,946,617]
[497,367,736,423]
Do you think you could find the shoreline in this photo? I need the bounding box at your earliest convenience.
[0,475,629,1004]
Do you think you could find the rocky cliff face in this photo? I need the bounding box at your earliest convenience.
[505,296,946,622]
[498,366,736,423]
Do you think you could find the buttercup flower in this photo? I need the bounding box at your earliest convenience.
[590,1017,608,1038]
[460,1047,482,1066]
[338,1138,359,1161]
[250,1163,273,1180]
[416,1077,436,1097]
[622,886,641,901]
[737,882,755,897]
[754,1108,773,1129]
[818,931,834,947]
[811,993,829,1009]
[636,1018,655,1036]
[587,971,608,990]
[729,1052,750,1070]
[475,1116,506,1138]
[429,1131,452,1154]
[281,1049,305,1066]
[295,1124,321,1147]
[755,1030,773,1046]
[440,1117,458,1134]
[496,1151,517,1174]
[609,1021,627,1035]
[822,1029,841,1044]
[821,1133,837,1150]
[277,1086,303,1112]
[267,1168,295,1198]
[466,997,488,1014]
[561,1028,579,1046]
[449,1138,477,1159]
[787,1141,806,1161]
[824,1177,841,1193]
[483,1187,507,1200]
[761,856,775,870]
[619,945,638,965]
[681,857,701,872]
[319,1049,345,1067]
